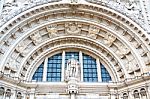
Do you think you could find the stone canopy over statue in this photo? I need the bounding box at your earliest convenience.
[65,55,80,81]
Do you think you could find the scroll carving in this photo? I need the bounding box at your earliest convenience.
[103,34,116,47]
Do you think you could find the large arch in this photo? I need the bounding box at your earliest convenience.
[0,0,150,99]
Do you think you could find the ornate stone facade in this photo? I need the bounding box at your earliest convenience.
[0,0,150,99]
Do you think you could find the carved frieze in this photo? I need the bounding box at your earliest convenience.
[46,24,57,38]
[103,34,116,47]
[88,25,99,39]
[65,22,81,34]
[30,32,42,45]
[5,58,18,72]
[116,46,130,59]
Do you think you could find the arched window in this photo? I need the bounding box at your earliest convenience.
[101,64,112,82]
[0,87,5,98]
[83,53,98,82]
[32,62,44,82]
[133,90,140,99]
[140,88,147,97]
[32,51,112,82]
[5,89,11,98]
[47,53,62,82]
[17,92,22,99]
[122,93,128,99]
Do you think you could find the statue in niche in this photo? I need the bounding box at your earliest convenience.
[103,34,116,47]
[65,55,80,81]
[65,22,81,34]
[30,32,42,45]
[88,25,99,39]
[46,24,57,38]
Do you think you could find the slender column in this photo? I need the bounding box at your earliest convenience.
[79,51,83,82]
[43,57,48,81]
[29,88,35,99]
[96,58,102,82]
[128,91,134,99]
[70,94,76,99]
[2,90,6,99]
[61,51,65,81]
[10,90,16,99]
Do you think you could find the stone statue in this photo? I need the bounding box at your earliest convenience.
[65,55,80,80]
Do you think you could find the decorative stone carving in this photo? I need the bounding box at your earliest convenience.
[65,55,80,81]
[103,34,116,47]
[30,32,42,45]
[126,62,139,73]
[15,42,29,56]
[65,22,81,34]
[0,48,4,54]
[88,25,99,39]
[5,58,18,72]
[70,0,78,3]
[15,42,25,53]
[46,24,57,38]
[116,46,130,58]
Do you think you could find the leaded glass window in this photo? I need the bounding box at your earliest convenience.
[47,53,62,82]
[101,64,112,82]
[83,53,98,82]
[32,62,44,81]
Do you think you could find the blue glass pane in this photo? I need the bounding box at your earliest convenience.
[32,62,44,82]
[101,64,112,82]
[47,53,62,82]
[83,53,98,82]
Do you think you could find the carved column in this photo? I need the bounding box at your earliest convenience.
[29,88,35,99]
[10,90,16,99]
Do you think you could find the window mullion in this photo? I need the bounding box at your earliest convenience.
[61,51,65,81]
[96,58,102,82]
[79,51,83,82]
[43,57,48,82]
